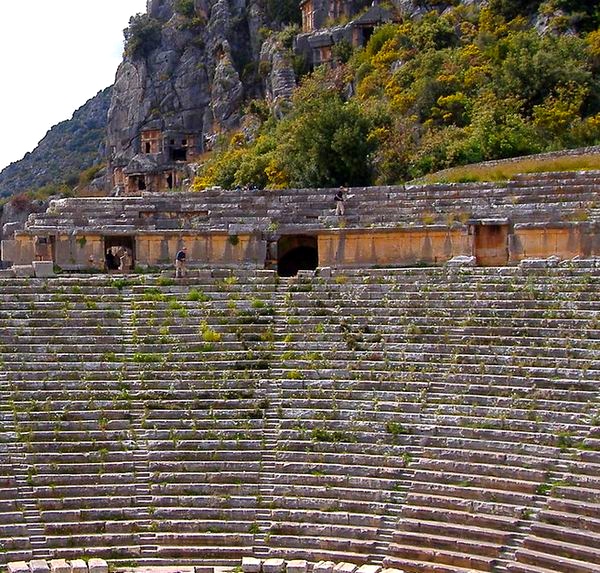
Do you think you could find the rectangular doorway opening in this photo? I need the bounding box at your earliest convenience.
[104,236,136,272]
[473,222,509,266]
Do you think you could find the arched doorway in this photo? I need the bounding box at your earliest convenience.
[104,236,135,272]
[277,235,318,277]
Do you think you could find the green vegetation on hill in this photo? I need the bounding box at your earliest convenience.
[415,151,600,183]
[195,3,600,189]
[0,87,111,199]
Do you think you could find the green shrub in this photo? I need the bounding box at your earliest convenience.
[188,289,209,302]
[124,14,162,59]
[200,322,222,343]
[175,0,195,17]
[132,353,162,363]
[386,421,411,435]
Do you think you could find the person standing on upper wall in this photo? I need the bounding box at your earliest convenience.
[334,186,346,216]
[175,246,188,278]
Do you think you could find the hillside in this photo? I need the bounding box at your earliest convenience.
[0,87,111,199]
[1,0,598,200]
[195,0,600,189]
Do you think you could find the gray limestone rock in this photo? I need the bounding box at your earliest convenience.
[260,37,296,119]
[210,46,244,133]
[87,559,108,573]
[29,562,50,573]
[242,557,261,573]
[108,0,268,171]
[7,563,29,573]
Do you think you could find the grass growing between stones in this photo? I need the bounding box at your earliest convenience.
[416,153,600,184]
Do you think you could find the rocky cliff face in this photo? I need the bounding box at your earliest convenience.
[106,0,493,176]
[0,87,111,198]
[107,0,290,170]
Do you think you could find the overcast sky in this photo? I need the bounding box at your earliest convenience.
[0,0,148,172]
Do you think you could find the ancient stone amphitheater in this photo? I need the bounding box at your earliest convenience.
[1,172,600,573]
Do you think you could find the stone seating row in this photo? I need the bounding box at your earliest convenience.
[274,270,596,564]
[7,558,108,573]
[1,268,599,568]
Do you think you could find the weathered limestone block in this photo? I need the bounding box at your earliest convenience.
[446,255,476,267]
[286,561,308,573]
[33,261,54,278]
[49,561,70,573]
[87,559,108,573]
[263,559,285,573]
[333,564,357,573]
[519,255,561,269]
[254,269,277,284]
[357,566,381,573]
[313,562,335,573]
[381,568,405,573]
[13,265,35,277]
[242,557,262,573]
[29,562,50,573]
[317,267,332,278]
[7,562,29,573]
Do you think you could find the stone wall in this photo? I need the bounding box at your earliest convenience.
[4,170,600,270]
[318,228,472,267]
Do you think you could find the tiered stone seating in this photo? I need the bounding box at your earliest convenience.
[0,264,599,571]
[127,274,277,564]
[0,461,31,561]
[259,266,600,572]
[0,279,140,560]
[505,427,600,573]
[0,272,277,566]
[24,170,600,235]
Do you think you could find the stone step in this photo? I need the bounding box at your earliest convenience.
[140,545,159,553]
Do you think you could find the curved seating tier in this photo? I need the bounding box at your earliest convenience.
[25,171,600,234]
[0,265,599,573]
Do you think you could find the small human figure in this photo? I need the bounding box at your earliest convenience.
[334,186,346,216]
[175,246,187,278]
[34,237,50,261]
[119,248,132,272]
[106,249,116,271]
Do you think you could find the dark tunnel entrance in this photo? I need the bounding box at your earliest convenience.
[277,235,319,277]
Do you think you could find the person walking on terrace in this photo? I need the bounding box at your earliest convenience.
[334,186,346,216]
[175,246,187,278]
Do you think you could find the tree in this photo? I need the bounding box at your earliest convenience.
[489,0,544,21]
[275,70,375,188]
[263,0,301,26]
[124,14,162,59]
